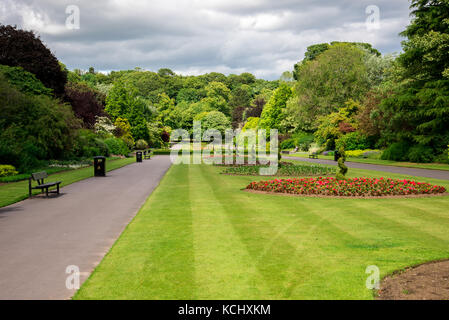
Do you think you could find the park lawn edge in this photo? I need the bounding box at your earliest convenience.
[73,163,449,300]
[72,161,171,300]
[0,157,135,208]
[288,153,449,172]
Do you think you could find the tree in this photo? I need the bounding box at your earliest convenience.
[314,100,360,150]
[65,82,106,128]
[0,74,80,170]
[242,117,260,131]
[205,81,231,102]
[105,80,149,141]
[0,25,67,96]
[195,111,231,135]
[229,84,252,109]
[0,65,53,96]
[293,42,380,81]
[380,0,449,156]
[259,83,293,131]
[114,117,135,149]
[105,81,131,120]
[288,43,371,131]
[158,68,175,77]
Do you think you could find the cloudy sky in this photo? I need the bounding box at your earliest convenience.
[1,0,412,79]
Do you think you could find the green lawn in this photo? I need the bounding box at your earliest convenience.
[289,152,449,171]
[0,157,135,208]
[75,163,449,300]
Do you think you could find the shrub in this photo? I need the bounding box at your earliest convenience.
[64,82,106,128]
[73,130,110,158]
[135,139,149,150]
[104,138,130,156]
[0,165,18,177]
[0,74,80,172]
[407,145,435,163]
[0,25,67,96]
[294,132,315,151]
[222,163,335,176]
[280,138,295,150]
[335,132,370,151]
[346,149,381,158]
[381,141,411,161]
[0,65,53,96]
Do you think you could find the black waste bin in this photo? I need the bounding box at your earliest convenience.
[334,150,341,162]
[136,151,143,163]
[94,156,106,176]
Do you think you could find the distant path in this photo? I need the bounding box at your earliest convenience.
[283,156,449,181]
[0,156,172,300]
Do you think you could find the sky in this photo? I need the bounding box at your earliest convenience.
[0,0,413,80]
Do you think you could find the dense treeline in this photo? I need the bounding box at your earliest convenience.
[0,25,278,172]
[1,0,448,174]
[268,0,449,163]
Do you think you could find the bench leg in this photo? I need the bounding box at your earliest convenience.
[46,187,49,197]
[57,184,60,194]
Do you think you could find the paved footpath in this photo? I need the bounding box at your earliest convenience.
[0,156,172,300]
[284,156,449,181]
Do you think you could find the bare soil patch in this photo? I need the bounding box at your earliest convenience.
[377,260,449,300]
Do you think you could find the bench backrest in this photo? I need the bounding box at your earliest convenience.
[31,171,48,185]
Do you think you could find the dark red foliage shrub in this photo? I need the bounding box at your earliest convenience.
[339,122,356,133]
[246,97,265,118]
[0,24,67,96]
[64,82,106,128]
[161,130,170,143]
[232,106,245,129]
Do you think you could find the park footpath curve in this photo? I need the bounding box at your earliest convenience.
[283,156,449,181]
[0,155,172,300]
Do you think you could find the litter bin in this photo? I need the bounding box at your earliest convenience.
[94,156,106,177]
[136,151,143,163]
[334,150,341,162]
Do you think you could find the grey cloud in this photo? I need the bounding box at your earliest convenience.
[1,0,412,80]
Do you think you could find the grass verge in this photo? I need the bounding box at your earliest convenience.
[0,157,135,208]
[74,163,449,299]
[289,152,449,171]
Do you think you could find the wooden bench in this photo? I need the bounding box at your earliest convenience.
[143,150,152,160]
[309,153,318,159]
[29,171,62,198]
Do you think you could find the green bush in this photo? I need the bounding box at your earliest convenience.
[335,132,370,151]
[0,74,80,172]
[407,145,435,163]
[294,132,314,151]
[135,139,149,150]
[104,138,130,156]
[280,138,295,150]
[73,130,110,158]
[381,141,411,161]
[0,65,53,96]
[0,164,18,177]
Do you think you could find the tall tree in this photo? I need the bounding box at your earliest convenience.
[65,82,106,128]
[289,43,371,131]
[259,83,293,131]
[0,25,67,96]
[380,0,449,157]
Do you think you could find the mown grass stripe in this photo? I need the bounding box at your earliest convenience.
[189,164,272,299]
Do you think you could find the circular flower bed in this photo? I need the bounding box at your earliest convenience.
[246,177,447,197]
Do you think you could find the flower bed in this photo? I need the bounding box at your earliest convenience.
[246,177,447,197]
[222,163,335,176]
